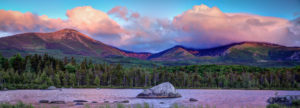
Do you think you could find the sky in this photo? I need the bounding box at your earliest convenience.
[0,0,300,52]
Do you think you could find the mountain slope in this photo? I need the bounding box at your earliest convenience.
[0,29,151,59]
[149,42,300,63]
[223,42,300,62]
[149,46,195,61]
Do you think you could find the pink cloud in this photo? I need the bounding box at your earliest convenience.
[66,6,124,35]
[172,4,298,48]
[0,10,63,33]
[108,6,128,20]
[130,12,140,19]
[108,6,141,20]
[0,6,124,36]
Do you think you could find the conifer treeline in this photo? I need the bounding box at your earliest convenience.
[0,54,299,89]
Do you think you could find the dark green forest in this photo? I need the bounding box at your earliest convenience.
[0,53,299,90]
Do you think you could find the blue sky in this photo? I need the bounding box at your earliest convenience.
[1,0,300,20]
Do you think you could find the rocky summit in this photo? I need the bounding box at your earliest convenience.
[137,82,181,98]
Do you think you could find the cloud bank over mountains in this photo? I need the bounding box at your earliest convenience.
[0,4,299,52]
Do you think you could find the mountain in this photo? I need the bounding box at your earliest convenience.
[149,42,300,65]
[0,29,151,59]
[222,42,300,62]
[1,29,300,67]
[148,46,195,61]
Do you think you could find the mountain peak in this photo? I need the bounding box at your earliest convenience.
[238,41,284,47]
[56,28,80,33]
[46,28,95,41]
[172,45,185,49]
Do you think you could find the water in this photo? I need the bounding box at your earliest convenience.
[0,89,299,108]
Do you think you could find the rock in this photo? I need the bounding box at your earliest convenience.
[3,88,8,91]
[267,95,300,106]
[104,101,109,103]
[136,82,181,98]
[47,86,56,90]
[73,100,88,103]
[160,102,164,104]
[91,101,97,103]
[39,100,49,103]
[59,88,63,91]
[96,88,100,90]
[75,102,84,105]
[189,98,198,102]
[50,101,65,104]
[120,100,129,103]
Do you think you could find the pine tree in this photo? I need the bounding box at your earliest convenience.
[94,76,100,87]
[54,74,61,87]
[85,73,90,86]
[25,59,32,72]
[69,73,76,87]
[62,72,69,87]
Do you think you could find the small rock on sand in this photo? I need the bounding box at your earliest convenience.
[50,101,65,104]
[120,100,129,103]
[75,102,84,105]
[39,100,49,103]
[73,100,88,103]
[189,98,198,102]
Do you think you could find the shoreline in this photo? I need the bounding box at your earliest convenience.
[1,89,300,108]
[1,87,300,91]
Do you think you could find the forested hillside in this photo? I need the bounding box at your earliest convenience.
[0,53,299,90]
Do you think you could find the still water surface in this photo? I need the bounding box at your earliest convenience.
[0,89,300,108]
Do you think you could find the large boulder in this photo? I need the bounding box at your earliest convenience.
[137,82,181,98]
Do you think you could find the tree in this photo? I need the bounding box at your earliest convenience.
[94,76,100,87]
[9,53,25,73]
[65,64,76,73]
[69,73,76,87]
[63,57,68,65]
[71,57,76,65]
[54,74,61,87]
[85,72,90,86]
[25,59,32,72]
[47,77,54,86]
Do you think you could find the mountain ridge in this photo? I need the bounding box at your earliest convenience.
[1,29,300,66]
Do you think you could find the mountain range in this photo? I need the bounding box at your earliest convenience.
[1,29,300,67]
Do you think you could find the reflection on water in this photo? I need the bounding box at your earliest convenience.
[0,89,300,108]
